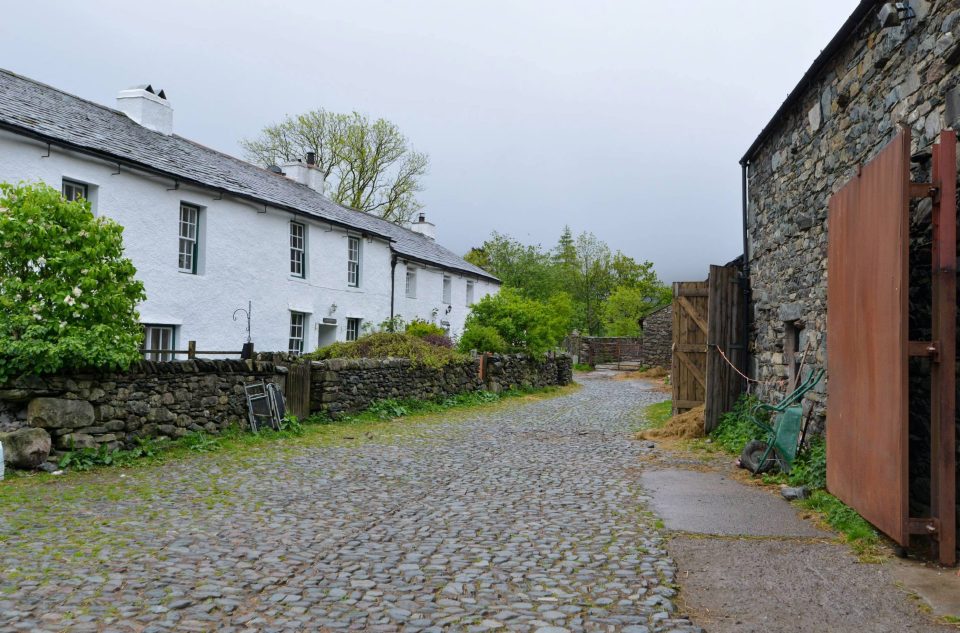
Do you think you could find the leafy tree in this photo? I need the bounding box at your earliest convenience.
[461,288,568,355]
[242,109,429,224]
[601,286,667,336]
[0,182,146,382]
[463,233,559,302]
[458,324,507,354]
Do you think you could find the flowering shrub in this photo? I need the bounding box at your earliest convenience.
[0,182,146,383]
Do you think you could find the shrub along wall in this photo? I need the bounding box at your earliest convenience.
[311,353,573,415]
[0,360,285,451]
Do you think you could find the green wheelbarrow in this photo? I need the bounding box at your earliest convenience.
[739,368,825,475]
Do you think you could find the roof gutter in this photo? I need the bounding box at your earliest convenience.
[393,251,500,285]
[739,0,882,165]
[0,120,397,243]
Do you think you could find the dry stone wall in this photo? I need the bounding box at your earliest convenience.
[0,360,285,451]
[311,354,573,415]
[745,0,960,427]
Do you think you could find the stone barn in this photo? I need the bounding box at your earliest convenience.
[740,0,960,563]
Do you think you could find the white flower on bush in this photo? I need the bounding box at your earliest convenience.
[59,321,66,329]
[72,287,82,297]
[64,295,76,306]
[14,294,21,302]
[80,303,88,310]
[36,256,46,267]
[33,314,42,321]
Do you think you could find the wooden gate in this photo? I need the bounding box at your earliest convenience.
[704,265,745,432]
[285,363,312,419]
[826,127,956,565]
[672,281,708,414]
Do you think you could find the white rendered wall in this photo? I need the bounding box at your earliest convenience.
[0,130,498,355]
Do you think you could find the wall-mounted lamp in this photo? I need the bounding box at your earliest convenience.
[329,303,338,316]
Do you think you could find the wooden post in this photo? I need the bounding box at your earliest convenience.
[187,340,196,359]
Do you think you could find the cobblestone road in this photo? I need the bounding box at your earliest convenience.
[2,375,700,633]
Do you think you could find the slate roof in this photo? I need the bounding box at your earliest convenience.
[0,68,498,282]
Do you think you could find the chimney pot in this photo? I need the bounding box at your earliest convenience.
[116,85,173,135]
[410,213,436,240]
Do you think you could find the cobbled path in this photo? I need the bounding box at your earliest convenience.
[2,375,700,633]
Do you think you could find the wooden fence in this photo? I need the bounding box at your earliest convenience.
[671,264,745,430]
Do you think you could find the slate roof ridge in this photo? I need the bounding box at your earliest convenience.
[0,66,499,282]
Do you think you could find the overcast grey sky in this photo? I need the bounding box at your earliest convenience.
[0,1,858,282]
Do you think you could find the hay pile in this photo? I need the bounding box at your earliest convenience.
[636,405,705,440]
[614,366,669,381]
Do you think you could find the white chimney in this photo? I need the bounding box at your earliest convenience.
[410,213,436,240]
[282,153,326,194]
[116,85,173,135]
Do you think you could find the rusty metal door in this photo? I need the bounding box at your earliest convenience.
[827,128,956,564]
[285,363,312,419]
[672,281,708,414]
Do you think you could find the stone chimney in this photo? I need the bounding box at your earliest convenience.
[282,153,326,194]
[116,85,173,135]
[410,213,436,241]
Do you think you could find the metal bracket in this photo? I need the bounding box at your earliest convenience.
[167,181,179,191]
[907,517,940,535]
[909,182,938,201]
[908,340,940,361]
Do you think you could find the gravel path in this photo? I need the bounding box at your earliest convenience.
[1,374,696,633]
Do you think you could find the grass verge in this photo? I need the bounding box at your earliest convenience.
[642,400,673,431]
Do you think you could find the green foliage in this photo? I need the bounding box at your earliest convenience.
[308,332,468,369]
[405,318,446,339]
[464,227,670,336]
[0,182,147,383]
[279,415,305,436]
[458,324,508,354]
[183,432,221,453]
[602,285,672,336]
[57,437,166,471]
[789,436,826,489]
[572,362,594,372]
[369,399,410,420]
[798,490,879,550]
[710,394,766,453]
[461,288,568,355]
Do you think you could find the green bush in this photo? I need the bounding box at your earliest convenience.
[405,319,446,339]
[308,332,468,369]
[460,288,569,355]
[458,324,508,354]
[0,182,146,383]
[710,393,766,453]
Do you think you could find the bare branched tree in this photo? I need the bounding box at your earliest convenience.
[242,109,429,225]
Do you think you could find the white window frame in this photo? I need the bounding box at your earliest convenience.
[466,280,475,306]
[289,311,306,355]
[62,179,88,202]
[143,324,176,362]
[347,236,361,287]
[346,317,361,342]
[179,203,199,274]
[290,221,306,278]
[405,266,417,299]
[442,274,452,305]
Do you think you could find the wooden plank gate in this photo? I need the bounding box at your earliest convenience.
[285,363,312,420]
[826,127,956,565]
[704,265,745,432]
[672,281,708,414]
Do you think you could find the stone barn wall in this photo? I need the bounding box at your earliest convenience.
[744,1,960,428]
[638,305,672,369]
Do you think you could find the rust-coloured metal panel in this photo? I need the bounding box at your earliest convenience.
[930,131,957,565]
[826,129,910,546]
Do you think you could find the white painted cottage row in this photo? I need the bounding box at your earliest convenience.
[0,71,500,358]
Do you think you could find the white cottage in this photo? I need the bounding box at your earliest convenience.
[0,69,499,357]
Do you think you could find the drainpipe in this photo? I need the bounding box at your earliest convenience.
[739,160,752,382]
[389,255,397,328]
